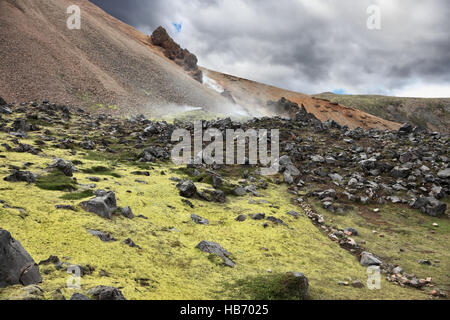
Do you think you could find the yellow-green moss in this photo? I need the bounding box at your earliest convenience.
[0,126,431,300]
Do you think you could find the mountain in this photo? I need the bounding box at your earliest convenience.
[314,93,450,133]
[0,0,228,115]
[1,0,399,130]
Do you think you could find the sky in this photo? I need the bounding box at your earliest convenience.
[91,0,450,98]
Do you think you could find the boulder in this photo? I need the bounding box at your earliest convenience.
[196,241,235,267]
[87,285,126,300]
[233,186,246,196]
[360,252,382,266]
[48,158,78,177]
[437,168,450,179]
[411,197,447,217]
[70,293,91,300]
[398,123,413,135]
[4,170,36,183]
[121,206,134,219]
[0,96,6,106]
[80,191,117,219]
[191,214,209,225]
[391,166,411,179]
[0,229,42,288]
[177,180,197,198]
[87,229,116,242]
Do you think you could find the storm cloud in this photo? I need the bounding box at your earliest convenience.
[91,0,450,97]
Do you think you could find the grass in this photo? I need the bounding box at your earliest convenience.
[310,199,450,293]
[60,190,94,200]
[313,93,450,132]
[224,273,309,300]
[36,171,78,191]
[81,166,121,178]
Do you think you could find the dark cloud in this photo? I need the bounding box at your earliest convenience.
[91,0,450,97]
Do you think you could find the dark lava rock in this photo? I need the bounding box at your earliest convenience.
[233,187,246,196]
[70,293,91,300]
[87,285,126,300]
[0,96,6,106]
[235,214,247,222]
[411,197,447,217]
[250,213,266,220]
[80,191,117,219]
[123,238,140,249]
[87,229,116,242]
[437,168,450,179]
[191,214,209,225]
[121,206,134,219]
[48,158,78,177]
[177,180,197,198]
[344,228,359,236]
[4,170,36,183]
[398,123,413,135]
[0,229,42,288]
[196,240,235,267]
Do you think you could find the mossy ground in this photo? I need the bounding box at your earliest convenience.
[0,113,444,300]
[310,199,450,294]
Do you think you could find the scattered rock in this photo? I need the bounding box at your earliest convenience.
[48,158,77,177]
[87,229,116,242]
[4,170,36,183]
[0,229,42,288]
[121,206,134,219]
[80,191,117,219]
[196,240,235,267]
[70,293,91,300]
[87,285,126,300]
[191,214,209,225]
[360,252,382,266]
[177,180,197,198]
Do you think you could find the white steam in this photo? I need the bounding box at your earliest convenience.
[202,74,224,93]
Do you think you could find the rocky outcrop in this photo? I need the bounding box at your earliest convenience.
[151,26,203,82]
[0,229,42,288]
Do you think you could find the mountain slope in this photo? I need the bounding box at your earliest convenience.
[202,69,401,131]
[314,93,450,133]
[0,0,229,115]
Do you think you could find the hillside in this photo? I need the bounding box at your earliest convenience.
[202,69,401,131]
[314,93,450,133]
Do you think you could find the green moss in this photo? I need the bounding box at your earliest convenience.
[0,117,441,300]
[81,166,121,178]
[60,190,94,200]
[36,171,78,191]
[224,273,309,300]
